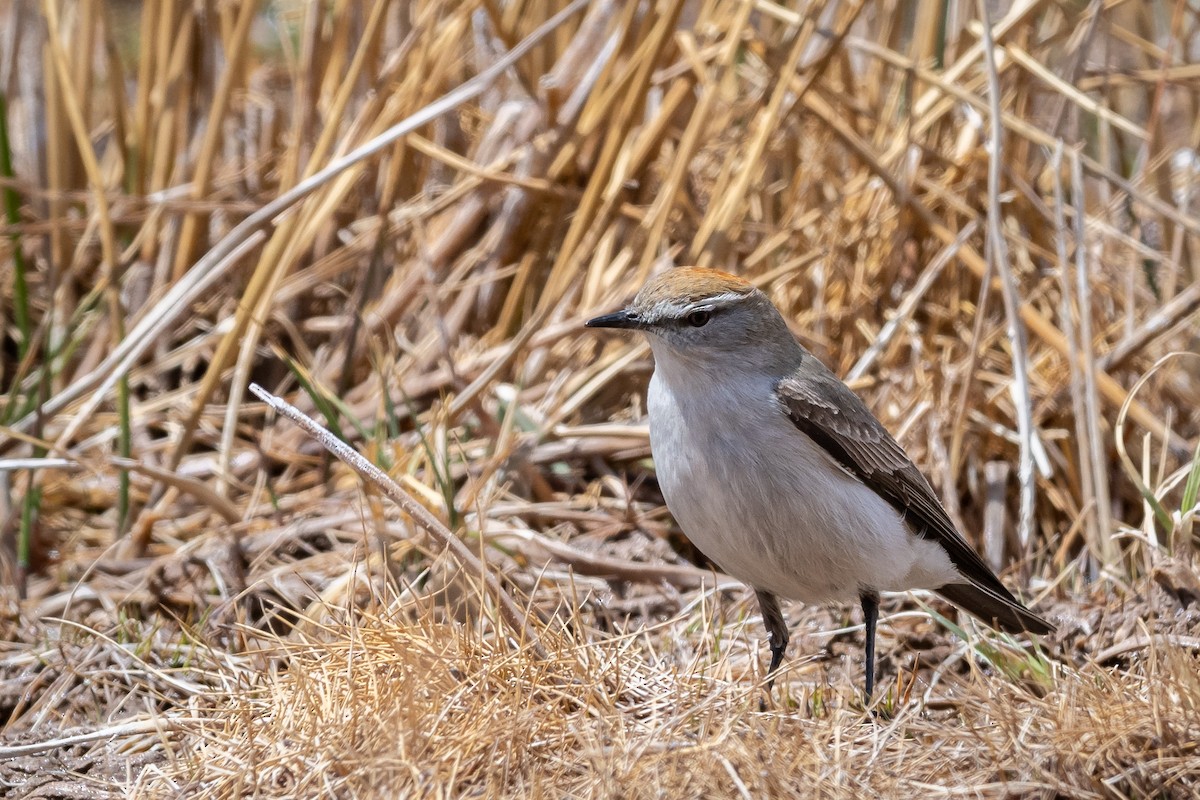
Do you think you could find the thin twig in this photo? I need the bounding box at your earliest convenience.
[248,383,546,658]
[0,716,202,759]
[847,221,979,383]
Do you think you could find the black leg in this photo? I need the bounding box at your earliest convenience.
[860,591,880,703]
[755,590,789,690]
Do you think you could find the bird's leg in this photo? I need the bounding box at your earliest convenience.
[860,590,880,704]
[755,590,789,690]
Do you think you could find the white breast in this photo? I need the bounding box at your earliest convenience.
[648,367,958,603]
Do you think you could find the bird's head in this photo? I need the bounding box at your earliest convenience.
[585,267,801,374]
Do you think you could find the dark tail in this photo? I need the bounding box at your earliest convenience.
[936,582,1054,635]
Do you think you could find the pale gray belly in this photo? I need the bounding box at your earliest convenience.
[648,377,958,602]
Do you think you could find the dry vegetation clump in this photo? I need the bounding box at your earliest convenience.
[1,0,1200,796]
[124,598,1200,798]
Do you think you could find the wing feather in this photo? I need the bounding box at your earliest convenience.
[774,359,1051,634]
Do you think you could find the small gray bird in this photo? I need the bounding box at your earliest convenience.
[587,267,1053,701]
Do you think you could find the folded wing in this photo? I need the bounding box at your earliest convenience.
[774,359,1052,635]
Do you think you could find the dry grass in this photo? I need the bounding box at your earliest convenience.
[2,0,1200,796]
[109,594,1193,798]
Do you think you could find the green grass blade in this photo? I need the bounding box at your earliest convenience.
[0,92,30,357]
[1181,439,1200,516]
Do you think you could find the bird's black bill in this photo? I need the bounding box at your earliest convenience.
[585,309,639,329]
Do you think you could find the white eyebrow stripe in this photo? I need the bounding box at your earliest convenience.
[701,291,747,307]
[651,291,746,320]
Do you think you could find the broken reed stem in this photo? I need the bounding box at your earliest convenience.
[248,383,547,659]
[1071,148,1116,568]
[978,0,1037,553]
[1051,141,1101,575]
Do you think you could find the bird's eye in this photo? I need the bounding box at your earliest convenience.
[687,309,711,327]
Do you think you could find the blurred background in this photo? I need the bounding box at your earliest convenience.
[1,0,1199,796]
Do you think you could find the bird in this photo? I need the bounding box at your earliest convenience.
[586,267,1053,702]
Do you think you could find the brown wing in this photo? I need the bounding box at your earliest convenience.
[775,359,1052,635]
